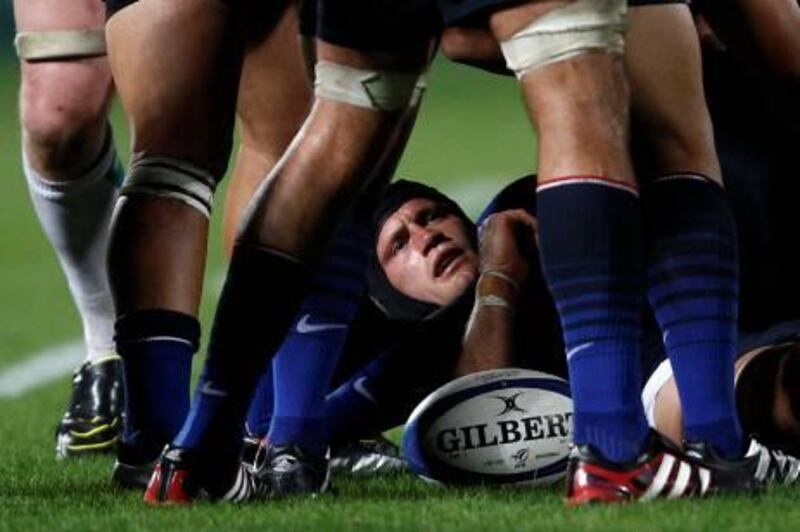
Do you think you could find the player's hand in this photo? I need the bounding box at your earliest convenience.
[477,209,538,286]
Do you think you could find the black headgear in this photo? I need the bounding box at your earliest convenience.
[366,180,476,322]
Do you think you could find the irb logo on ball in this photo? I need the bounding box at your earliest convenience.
[403,368,573,486]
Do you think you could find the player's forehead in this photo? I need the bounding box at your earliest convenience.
[378,198,441,240]
[393,197,440,219]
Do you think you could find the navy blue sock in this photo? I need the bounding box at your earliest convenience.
[326,359,410,445]
[115,310,199,459]
[246,367,274,438]
[173,244,309,455]
[268,222,368,453]
[643,174,743,459]
[537,177,648,463]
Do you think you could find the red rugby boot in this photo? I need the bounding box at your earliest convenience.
[144,446,259,505]
[566,430,763,505]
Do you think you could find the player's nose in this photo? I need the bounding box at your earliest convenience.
[416,229,447,256]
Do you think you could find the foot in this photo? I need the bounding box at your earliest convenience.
[686,438,800,487]
[330,436,406,475]
[241,434,261,470]
[55,355,124,459]
[111,442,157,490]
[566,430,763,505]
[254,443,330,498]
[143,446,258,505]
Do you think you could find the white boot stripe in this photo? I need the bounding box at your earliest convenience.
[699,467,711,494]
[756,449,771,482]
[222,467,245,502]
[641,454,674,501]
[667,461,691,499]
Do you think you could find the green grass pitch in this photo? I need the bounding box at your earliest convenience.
[2,54,800,530]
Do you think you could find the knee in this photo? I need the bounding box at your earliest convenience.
[20,64,112,174]
[440,27,482,63]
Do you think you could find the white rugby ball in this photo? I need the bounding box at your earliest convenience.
[402,368,573,486]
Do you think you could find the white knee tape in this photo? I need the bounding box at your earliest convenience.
[314,60,422,111]
[499,0,627,78]
[14,29,106,61]
[122,158,217,218]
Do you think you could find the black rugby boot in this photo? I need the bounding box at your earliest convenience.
[254,443,331,498]
[330,436,406,475]
[55,355,124,459]
[111,442,157,490]
[685,438,799,488]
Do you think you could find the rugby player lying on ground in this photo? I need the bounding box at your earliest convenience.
[145,178,527,500]
[142,172,564,501]
[247,173,800,496]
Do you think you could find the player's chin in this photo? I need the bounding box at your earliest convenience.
[439,271,477,303]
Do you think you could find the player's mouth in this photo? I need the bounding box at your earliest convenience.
[433,247,466,279]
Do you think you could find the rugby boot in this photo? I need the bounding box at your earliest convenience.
[330,436,406,475]
[566,430,763,505]
[143,445,259,505]
[686,438,800,486]
[111,442,157,490]
[241,434,262,470]
[254,442,331,498]
[55,355,124,459]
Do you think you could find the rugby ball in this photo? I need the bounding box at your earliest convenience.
[402,368,572,486]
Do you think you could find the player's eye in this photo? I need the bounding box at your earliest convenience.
[390,234,408,256]
[421,207,444,225]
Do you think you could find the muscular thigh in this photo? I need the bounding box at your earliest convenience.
[237,2,310,156]
[627,2,720,179]
[106,0,243,175]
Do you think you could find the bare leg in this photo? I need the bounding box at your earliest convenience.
[106,0,242,315]
[15,0,112,178]
[490,2,634,186]
[631,4,743,459]
[223,3,311,257]
[105,0,243,465]
[628,4,720,181]
[489,2,649,468]
[14,0,123,459]
[240,42,430,259]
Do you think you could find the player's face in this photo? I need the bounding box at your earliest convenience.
[377,198,479,306]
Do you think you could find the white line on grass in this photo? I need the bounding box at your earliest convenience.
[0,340,84,398]
[0,178,511,399]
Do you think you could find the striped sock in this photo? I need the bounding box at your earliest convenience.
[643,173,743,459]
[537,177,648,463]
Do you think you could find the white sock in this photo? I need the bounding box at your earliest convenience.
[23,131,123,363]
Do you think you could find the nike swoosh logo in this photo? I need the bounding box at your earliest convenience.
[353,376,378,405]
[295,314,347,334]
[200,381,228,398]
